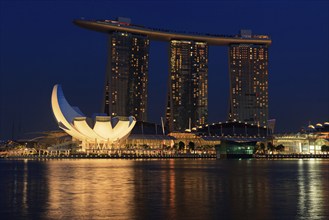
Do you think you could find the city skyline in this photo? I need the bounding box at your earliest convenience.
[0,1,328,139]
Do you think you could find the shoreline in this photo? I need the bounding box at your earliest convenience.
[253,154,329,159]
[0,154,216,160]
[1,153,329,160]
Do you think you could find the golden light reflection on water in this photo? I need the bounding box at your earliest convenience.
[165,159,176,219]
[42,159,329,219]
[1,159,329,219]
[45,159,135,219]
[297,160,328,219]
[22,159,28,213]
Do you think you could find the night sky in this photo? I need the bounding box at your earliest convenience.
[0,1,328,140]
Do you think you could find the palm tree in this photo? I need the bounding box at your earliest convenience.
[267,142,275,153]
[276,144,285,153]
[259,143,265,154]
[321,145,329,152]
[188,142,195,152]
[178,141,185,151]
[255,142,265,154]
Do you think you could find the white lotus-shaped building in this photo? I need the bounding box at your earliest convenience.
[51,84,136,151]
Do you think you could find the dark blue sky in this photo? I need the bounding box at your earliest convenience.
[0,0,328,140]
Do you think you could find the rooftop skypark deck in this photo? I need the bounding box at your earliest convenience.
[73,19,272,45]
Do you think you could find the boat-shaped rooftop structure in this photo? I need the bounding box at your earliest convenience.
[73,19,272,46]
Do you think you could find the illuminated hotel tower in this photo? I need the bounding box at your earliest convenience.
[166,40,208,132]
[228,30,269,127]
[74,19,271,129]
[103,19,149,121]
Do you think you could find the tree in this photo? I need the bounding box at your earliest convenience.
[259,143,265,154]
[276,144,285,152]
[178,141,185,151]
[188,142,195,151]
[142,144,149,149]
[254,143,261,154]
[321,145,329,152]
[267,142,275,153]
[254,142,265,154]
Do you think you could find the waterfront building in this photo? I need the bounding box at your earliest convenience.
[215,139,262,159]
[272,133,329,154]
[272,122,329,154]
[103,18,149,121]
[195,121,268,137]
[131,121,165,135]
[51,84,136,151]
[228,30,269,127]
[166,40,208,132]
[74,19,271,132]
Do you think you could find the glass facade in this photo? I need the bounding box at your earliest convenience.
[229,40,269,127]
[166,40,208,132]
[103,32,149,121]
[216,141,256,159]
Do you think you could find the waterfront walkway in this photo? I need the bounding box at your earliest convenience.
[1,153,216,159]
[2,153,329,160]
[253,154,329,159]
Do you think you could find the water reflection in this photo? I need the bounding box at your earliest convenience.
[45,159,135,219]
[297,160,329,219]
[0,159,49,219]
[0,159,328,219]
[132,160,225,219]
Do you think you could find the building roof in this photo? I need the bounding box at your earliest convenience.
[74,19,272,46]
[128,134,176,140]
[220,137,266,143]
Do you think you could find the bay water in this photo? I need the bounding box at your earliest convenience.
[0,159,328,219]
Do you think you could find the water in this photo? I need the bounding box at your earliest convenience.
[0,159,328,220]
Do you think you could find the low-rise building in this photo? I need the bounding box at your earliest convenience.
[272,122,329,154]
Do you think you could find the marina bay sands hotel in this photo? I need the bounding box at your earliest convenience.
[74,17,271,132]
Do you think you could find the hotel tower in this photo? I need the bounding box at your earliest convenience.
[165,40,208,131]
[74,19,271,131]
[228,30,269,127]
[102,18,149,121]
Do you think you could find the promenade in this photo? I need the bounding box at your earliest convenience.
[1,153,216,159]
[253,154,329,159]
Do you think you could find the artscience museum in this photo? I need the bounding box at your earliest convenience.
[51,84,136,152]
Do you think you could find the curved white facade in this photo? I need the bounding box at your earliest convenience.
[51,84,136,150]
